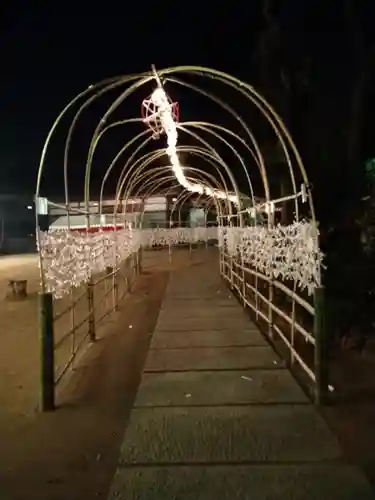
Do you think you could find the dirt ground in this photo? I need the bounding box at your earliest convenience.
[0,254,42,417]
[0,248,375,498]
[0,248,206,500]
[323,347,375,488]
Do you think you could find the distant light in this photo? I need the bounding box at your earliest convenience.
[172,197,177,202]
[27,205,33,210]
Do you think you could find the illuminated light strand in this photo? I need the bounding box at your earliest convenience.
[39,77,321,297]
[149,86,240,206]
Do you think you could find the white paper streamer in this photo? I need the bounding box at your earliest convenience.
[219,221,323,294]
[39,223,322,298]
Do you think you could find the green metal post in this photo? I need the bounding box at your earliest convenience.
[314,286,328,405]
[87,280,96,341]
[39,292,55,411]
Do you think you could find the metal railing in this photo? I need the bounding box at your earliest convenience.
[219,248,327,404]
[39,251,141,411]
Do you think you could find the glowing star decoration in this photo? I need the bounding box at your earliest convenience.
[142,78,239,206]
[141,93,179,139]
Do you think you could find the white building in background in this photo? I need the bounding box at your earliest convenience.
[48,190,275,232]
[49,195,171,231]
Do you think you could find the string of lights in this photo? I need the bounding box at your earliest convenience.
[146,79,239,206]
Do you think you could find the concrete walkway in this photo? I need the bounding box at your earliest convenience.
[108,254,375,499]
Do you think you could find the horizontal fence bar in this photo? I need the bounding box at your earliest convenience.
[222,250,314,316]
[52,253,138,388]
[53,289,87,322]
[220,249,316,385]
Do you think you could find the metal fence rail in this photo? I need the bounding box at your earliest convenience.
[39,252,140,411]
[219,248,328,404]
[38,238,327,411]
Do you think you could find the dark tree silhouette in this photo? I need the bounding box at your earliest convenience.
[253,0,375,349]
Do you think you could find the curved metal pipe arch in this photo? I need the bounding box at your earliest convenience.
[37,66,316,224]
[35,65,319,288]
[124,175,222,229]
[119,164,230,229]
[95,121,245,223]
[165,76,269,201]
[112,146,236,222]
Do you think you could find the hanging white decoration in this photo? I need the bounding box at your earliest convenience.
[140,227,218,247]
[219,221,323,294]
[38,227,219,298]
[38,228,140,299]
[39,224,322,299]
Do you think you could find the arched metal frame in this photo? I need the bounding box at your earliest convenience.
[97,121,244,226]
[35,66,323,395]
[112,147,234,218]
[36,65,316,225]
[122,167,226,227]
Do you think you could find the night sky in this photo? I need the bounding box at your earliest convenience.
[1,2,374,205]
[0,3,260,200]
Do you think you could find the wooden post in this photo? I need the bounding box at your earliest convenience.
[6,279,28,300]
[39,292,55,411]
[314,286,328,405]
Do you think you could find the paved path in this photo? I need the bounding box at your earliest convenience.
[108,254,375,499]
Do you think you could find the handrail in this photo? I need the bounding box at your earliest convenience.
[220,248,316,383]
